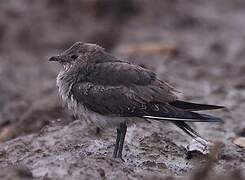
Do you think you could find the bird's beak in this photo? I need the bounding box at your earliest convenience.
[49,55,60,62]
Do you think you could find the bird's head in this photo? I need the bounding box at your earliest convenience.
[49,42,104,70]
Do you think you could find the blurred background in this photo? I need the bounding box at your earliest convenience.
[0,0,245,179]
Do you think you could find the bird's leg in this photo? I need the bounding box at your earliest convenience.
[113,128,121,158]
[117,122,127,161]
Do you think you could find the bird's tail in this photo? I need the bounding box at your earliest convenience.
[173,121,208,145]
[142,102,223,123]
[141,102,223,145]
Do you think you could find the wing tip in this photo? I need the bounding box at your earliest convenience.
[170,100,225,111]
[208,105,225,110]
[199,113,224,123]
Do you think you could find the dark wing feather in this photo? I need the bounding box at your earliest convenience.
[84,61,177,102]
[140,102,223,122]
[72,60,222,125]
[72,82,148,115]
[72,61,178,116]
[169,100,224,111]
[86,62,156,86]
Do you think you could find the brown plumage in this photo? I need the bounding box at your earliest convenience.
[49,42,224,160]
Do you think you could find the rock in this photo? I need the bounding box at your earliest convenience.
[233,137,245,148]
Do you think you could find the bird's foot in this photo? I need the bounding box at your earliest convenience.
[112,154,125,162]
[119,156,125,162]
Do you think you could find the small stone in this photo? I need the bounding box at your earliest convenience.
[157,163,167,169]
[233,137,245,148]
[142,161,156,167]
[187,138,210,153]
[186,138,211,159]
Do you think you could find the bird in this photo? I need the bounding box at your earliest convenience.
[49,42,224,160]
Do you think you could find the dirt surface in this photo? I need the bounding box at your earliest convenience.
[0,0,245,179]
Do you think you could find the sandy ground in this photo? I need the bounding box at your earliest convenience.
[0,0,244,179]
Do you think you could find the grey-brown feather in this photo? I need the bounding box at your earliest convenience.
[55,46,177,127]
[55,42,222,130]
[71,59,177,116]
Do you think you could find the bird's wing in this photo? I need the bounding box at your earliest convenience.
[84,61,224,112]
[72,61,222,123]
[82,61,178,102]
[72,81,223,123]
[85,61,165,85]
[72,82,148,115]
[169,100,224,111]
[72,61,177,115]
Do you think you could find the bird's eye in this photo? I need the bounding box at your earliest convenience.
[71,55,78,60]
